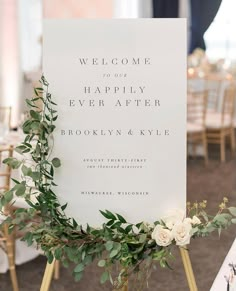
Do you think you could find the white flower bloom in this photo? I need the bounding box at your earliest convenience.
[152,225,173,247]
[191,215,201,225]
[165,221,175,230]
[172,221,192,246]
[184,217,192,224]
[163,209,185,229]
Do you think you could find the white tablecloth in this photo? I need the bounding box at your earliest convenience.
[0,240,39,273]
[0,131,40,273]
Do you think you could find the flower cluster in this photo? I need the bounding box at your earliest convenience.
[151,209,201,247]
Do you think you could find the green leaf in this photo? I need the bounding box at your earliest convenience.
[4,191,13,203]
[100,210,111,220]
[228,207,236,216]
[61,203,67,211]
[113,242,121,251]
[72,219,78,228]
[74,272,83,282]
[54,248,62,260]
[31,172,41,181]
[3,158,22,169]
[11,178,20,185]
[83,255,92,265]
[98,259,106,267]
[125,224,133,234]
[100,210,116,220]
[31,121,40,130]
[24,232,33,246]
[30,110,41,121]
[105,241,113,251]
[52,158,61,168]
[22,165,32,176]
[232,218,236,224]
[109,249,119,258]
[74,263,84,273]
[139,234,147,243]
[15,184,26,196]
[35,87,44,92]
[46,251,54,264]
[34,88,39,97]
[105,210,116,220]
[110,221,121,229]
[106,219,114,226]
[100,271,109,284]
[116,213,127,223]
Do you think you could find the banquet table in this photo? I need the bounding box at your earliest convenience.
[0,131,40,273]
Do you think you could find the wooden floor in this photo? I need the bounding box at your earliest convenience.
[0,145,236,291]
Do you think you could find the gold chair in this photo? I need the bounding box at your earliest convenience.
[206,84,236,162]
[205,73,224,113]
[188,73,230,114]
[187,90,208,165]
[0,106,12,129]
[0,146,19,291]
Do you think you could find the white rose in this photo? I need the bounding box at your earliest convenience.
[152,225,173,247]
[191,215,201,225]
[163,209,185,230]
[184,217,192,224]
[172,221,192,246]
[165,221,175,230]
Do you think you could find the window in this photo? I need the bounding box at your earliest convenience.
[19,0,42,72]
[205,0,236,60]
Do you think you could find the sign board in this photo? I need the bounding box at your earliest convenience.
[211,238,236,291]
[43,19,186,225]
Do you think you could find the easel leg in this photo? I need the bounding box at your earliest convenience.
[179,247,198,291]
[54,260,60,280]
[122,282,128,291]
[40,259,56,291]
[4,225,19,291]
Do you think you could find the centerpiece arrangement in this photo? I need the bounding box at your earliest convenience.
[1,76,236,290]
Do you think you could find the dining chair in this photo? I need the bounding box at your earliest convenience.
[0,106,12,129]
[187,90,208,165]
[204,73,224,113]
[0,145,19,291]
[206,84,236,162]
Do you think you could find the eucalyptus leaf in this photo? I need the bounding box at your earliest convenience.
[52,158,61,168]
[98,260,106,267]
[100,271,109,284]
[74,263,84,273]
[228,207,236,216]
[15,184,26,196]
[105,241,113,251]
[4,191,13,203]
[110,249,119,258]
[74,272,83,282]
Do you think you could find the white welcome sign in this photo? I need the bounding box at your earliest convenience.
[43,19,186,225]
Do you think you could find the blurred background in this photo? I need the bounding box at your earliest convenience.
[0,0,236,127]
[0,1,236,291]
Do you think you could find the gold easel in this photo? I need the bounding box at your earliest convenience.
[40,247,197,291]
[179,247,198,291]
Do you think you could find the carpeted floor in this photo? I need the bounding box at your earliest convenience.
[0,146,236,291]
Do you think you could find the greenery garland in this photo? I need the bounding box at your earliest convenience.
[1,75,236,289]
